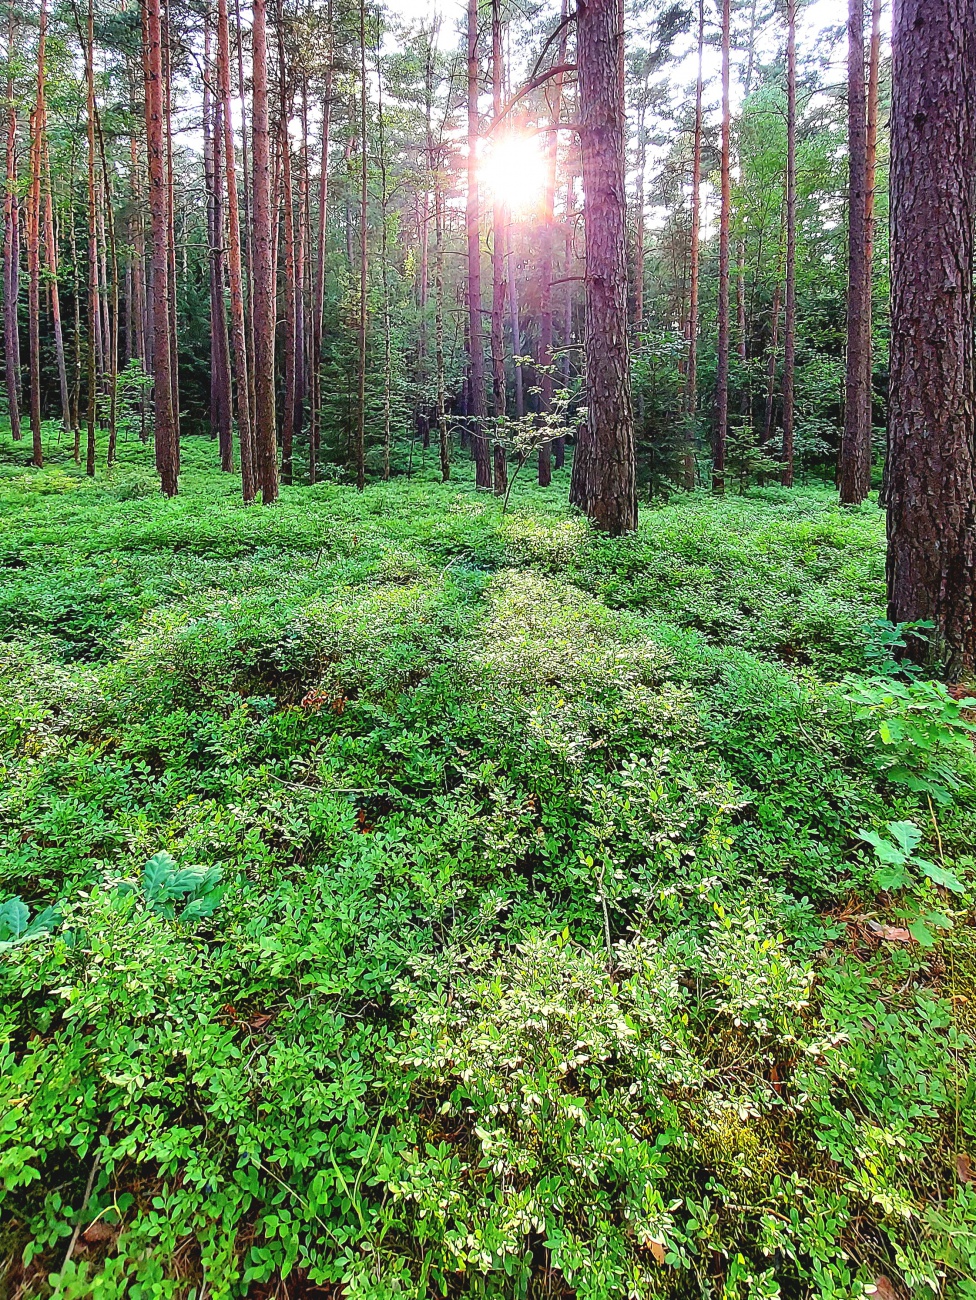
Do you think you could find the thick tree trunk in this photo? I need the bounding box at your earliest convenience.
[713,0,731,495]
[142,0,177,493]
[251,0,278,504]
[217,0,254,500]
[840,0,870,503]
[466,0,490,489]
[569,0,637,534]
[886,0,976,676]
[781,0,797,487]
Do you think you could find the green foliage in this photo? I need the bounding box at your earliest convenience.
[0,434,973,1298]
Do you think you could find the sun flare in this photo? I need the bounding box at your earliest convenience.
[479,133,546,213]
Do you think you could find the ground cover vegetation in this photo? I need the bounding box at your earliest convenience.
[1,430,976,1298]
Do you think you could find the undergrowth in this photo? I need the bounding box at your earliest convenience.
[1,430,975,1299]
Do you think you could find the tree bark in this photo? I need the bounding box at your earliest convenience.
[781,0,797,487]
[466,0,490,489]
[886,0,976,676]
[3,17,21,443]
[684,0,703,489]
[537,0,569,486]
[713,0,731,495]
[217,0,255,500]
[142,0,177,493]
[490,0,508,495]
[26,0,46,468]
[42,137,70,434]
[251,0,278,503]
[840,0,870,503]
[355,0,367,491]
[569,0,637,534]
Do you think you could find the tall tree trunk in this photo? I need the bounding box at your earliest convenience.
[507,211,524,419]
[205,22,233,471]
[278,11,297,487]
[489,0,507,495]
[142,0,177,493]
[863,0,881,466]
[781,0,797,487]
[840,0,870,503]
[537,0,569,486]
[309,19,332,486]
[162,0,179,453]
[684,0,704,489]
[42,138,70,434]
[251,0,278,503]
[569,0,637,534]
[375,32,392,481]
[466,0,490,489]
[3,18,20,442]
[354,0,367,491]
[218,0,255,500]
[435,185,449,482]
[713,0,731,495]
[26,0,46,468]
[886,0,976,676]
[633,88,646,329]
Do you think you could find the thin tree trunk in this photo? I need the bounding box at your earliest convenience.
[537,0,569,486]
[252,0,278,504]
[162,0,179,453]
[466,0,490,489]
[26,0,46,467]
[489,0,507,495]
[141,0,177,493]
[684,0,703,489]
[863,0,881,465]
[435,185,449,482]
[781,0,797,487]
[507,211,524,420]
[3,16,20,442]
[42,137,70,433]
[569,0,637,534]
[886,0,976,675]
[713,0,731,495]
[840,0,870,503]
[309,18,332,486]
[218,0,254,500]
[355,0,367,491]
[375,30,392,480]
[278,10,297,487]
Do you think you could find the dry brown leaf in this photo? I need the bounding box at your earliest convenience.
[865,1277,898,1300]
[82,1221,117,1244]
[957,1153,974,1184]
[866,921,914,943]
[649,1240,666,1265]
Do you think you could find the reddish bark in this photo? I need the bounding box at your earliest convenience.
[886,0,976,675]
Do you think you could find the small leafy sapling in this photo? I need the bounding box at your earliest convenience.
[858,819,964,945]
[491,364,581,513]
[0,896,61,950]
[116,850,225,921]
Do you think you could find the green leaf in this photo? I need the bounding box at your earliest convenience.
[918,859,965,894]
[887,821,922,856]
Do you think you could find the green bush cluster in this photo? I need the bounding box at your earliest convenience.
[1,435,975,1298]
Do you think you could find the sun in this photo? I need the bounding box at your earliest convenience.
[479,132,547,214]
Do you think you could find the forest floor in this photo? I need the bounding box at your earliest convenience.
[2,430,976,1300]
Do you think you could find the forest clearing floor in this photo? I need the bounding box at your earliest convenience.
[2,430,976,1299]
